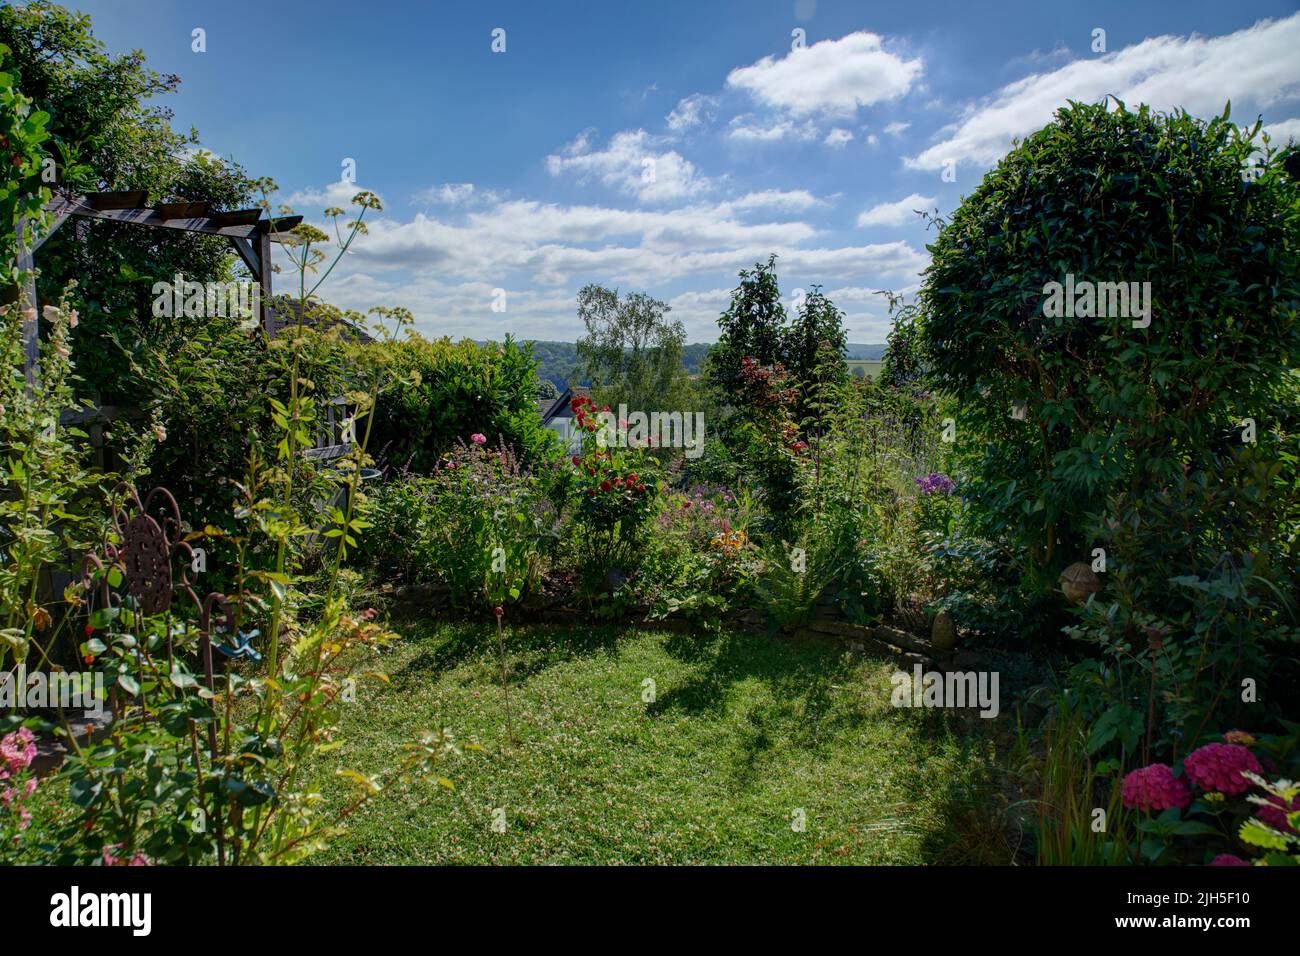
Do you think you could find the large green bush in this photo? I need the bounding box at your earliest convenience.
[919,99,1300,753]
[368,334,553,473]
[920,100,1299,573]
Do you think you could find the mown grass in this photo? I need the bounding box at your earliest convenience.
[312,620,1013,865]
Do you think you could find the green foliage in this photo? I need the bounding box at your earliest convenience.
[706,257,848,416]
[918,99,1300,757]
[919,99,1300,575]
[635,484,757,627]
[575,283,691,416]
[1030,690,1134,865]
[784,286,849,424]
[878,292,927,392]
[564,396,661,598]
[369,334,553,473]
[1,1,262,401]
[706,255,789,405]
[360,438,556,612]
[0,40,55,278]
[0,292,101,672]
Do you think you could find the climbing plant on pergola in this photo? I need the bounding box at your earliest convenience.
[15,187,301,380]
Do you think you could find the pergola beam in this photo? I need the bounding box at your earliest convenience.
[16,192,306,379]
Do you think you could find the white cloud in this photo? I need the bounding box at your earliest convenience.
[666,93,717,132]
[726,31,923,117]
[283,179,381,214]
[908,14,1300,171]
[414,182,500,207]
[1263,117,1300,145]
[883,121,910,135]
[272,183,928,339]
[546,129,710,202]
[856,192,935,227]
[824,128,854,148]
[723,189,822,213]
[727,114,819,142]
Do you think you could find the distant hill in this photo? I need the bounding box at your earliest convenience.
[517,340,887,387]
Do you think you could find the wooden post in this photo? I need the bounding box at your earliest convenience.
[15,214,38,385]
[257,229,273,334]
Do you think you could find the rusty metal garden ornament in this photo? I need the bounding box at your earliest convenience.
[81,483,234,689]
[105,484,185,615]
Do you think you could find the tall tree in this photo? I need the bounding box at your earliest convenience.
[575,283,689,414]
[785,284,848,425]
[705,256,848,428]
[704,255,787,407]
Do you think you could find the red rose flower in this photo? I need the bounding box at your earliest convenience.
[600,480,613,492]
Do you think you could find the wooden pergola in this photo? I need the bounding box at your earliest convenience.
[15,188,302,380]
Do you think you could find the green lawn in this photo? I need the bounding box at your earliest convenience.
[313,621,1009,864]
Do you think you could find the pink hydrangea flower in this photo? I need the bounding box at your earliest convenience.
[1255,793,1300,836]
[1209,854,1251,867]
[470,433,487,444]
[1122,763,1192,812]
[1183,743,1262,796]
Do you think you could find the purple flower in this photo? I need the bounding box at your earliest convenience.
[915,472,955,496]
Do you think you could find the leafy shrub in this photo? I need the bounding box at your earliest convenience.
[920,100,1299,576]
[0,293,101,672]
[564,395,661,598]
[0,39,53,277]
[368,335,554,473]
[635,483,758,626]
[1117,729,1300,865]
[918,98,1300,745]
[360,435,556,612]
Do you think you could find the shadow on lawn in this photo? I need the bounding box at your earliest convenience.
[391,619,632,688]
[650,628,862,752]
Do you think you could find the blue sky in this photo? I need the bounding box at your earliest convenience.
[60,0,1300,342]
